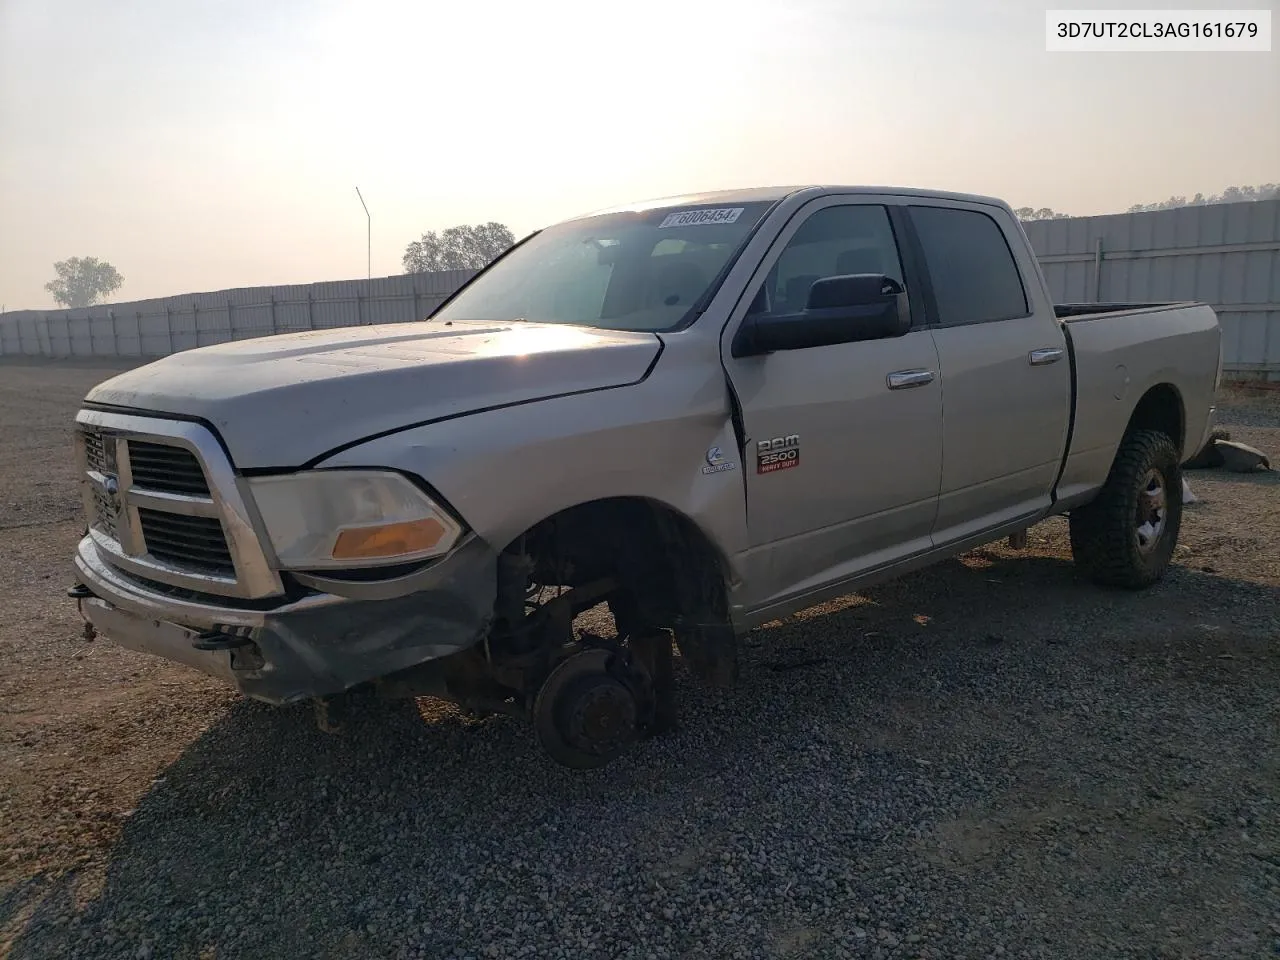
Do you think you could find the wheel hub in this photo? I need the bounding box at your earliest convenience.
[532,648,641,768]
[561,679,637,757]
[1135,467,1167,554]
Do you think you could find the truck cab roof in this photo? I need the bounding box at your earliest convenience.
[575,184,1012,220]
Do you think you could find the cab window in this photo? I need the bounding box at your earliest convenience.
[750,205,905,315]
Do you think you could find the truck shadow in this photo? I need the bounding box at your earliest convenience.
[8,553,1278,959]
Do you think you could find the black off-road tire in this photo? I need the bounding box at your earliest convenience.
[1069,428,1183,589]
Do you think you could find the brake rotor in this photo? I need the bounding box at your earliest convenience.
[532,648,639,769]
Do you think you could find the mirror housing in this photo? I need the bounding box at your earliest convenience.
[732,274,910,357]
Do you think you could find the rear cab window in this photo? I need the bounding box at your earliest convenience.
[907,206,1029,326]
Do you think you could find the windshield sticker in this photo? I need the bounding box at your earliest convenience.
[658,207,745,229]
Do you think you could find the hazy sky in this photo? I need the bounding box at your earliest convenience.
[1,0,1276,309]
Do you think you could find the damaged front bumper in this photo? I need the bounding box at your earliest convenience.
[71,532,499,704]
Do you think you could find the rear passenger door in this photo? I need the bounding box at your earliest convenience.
[907,203,1072,544]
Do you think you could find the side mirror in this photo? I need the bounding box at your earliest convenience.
[732,274,910,357]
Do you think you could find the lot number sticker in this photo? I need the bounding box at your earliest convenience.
[658,207,745,228]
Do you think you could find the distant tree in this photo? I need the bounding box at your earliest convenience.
[1014,207,1071,221]
[1127,183,1279,213]
[45,257,124,308]
[402,222,515,273]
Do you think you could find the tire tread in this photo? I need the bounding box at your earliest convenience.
[1069,428,1181,590]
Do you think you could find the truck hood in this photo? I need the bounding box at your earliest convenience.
[85,320,662,468]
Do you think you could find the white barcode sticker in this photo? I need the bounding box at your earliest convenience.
[657,207,745,228]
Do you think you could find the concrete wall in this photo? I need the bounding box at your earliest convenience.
[0,269,477,358]
[4,198,1277,378]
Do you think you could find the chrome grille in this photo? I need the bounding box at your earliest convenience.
[127,441,210,495]
[75,411,282,600]
[83,430,114,474]
[137,509,234,574]
[91,486,118,540]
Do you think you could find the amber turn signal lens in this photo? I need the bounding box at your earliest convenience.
[331,517,448,561]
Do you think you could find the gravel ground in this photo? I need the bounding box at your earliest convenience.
[1,358,1277,960]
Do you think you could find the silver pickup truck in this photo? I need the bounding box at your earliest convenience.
[70,185,1221,767]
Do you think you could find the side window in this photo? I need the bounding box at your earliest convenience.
[909,206,1028,326]
[748,205,905,316]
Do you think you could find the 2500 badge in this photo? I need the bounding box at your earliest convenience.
[757,434,800,474]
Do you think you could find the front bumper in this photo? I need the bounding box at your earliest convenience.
[72,533,499,704]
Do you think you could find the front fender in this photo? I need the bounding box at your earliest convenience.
[316,349,751,587]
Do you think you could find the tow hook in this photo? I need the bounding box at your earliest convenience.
[191,630,253,652]
[68,584,97,640]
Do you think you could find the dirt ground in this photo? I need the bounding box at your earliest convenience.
[0,357,1277,960]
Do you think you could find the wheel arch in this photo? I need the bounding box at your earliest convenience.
[496,495,739,686]
[1124,382,1185,453]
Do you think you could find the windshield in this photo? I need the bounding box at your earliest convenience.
[431,201,774,332]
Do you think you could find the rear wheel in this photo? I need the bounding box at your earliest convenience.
[1069,428,1183,589]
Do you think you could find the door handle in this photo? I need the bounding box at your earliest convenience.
[1029,347,1065,366]
[886,369,935,390]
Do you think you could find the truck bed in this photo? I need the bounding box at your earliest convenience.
[1055,301,1196,321]
[1053,301,1220,507]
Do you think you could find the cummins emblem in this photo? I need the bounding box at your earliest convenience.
[757,434,800,474]
[702,446,737,475]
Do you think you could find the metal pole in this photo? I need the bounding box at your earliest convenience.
[355,186,371,279]
[1093,237,1104,302]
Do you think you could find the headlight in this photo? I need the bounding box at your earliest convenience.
[247,470,463,570]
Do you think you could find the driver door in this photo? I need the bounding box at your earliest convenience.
[721,199,944,610]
